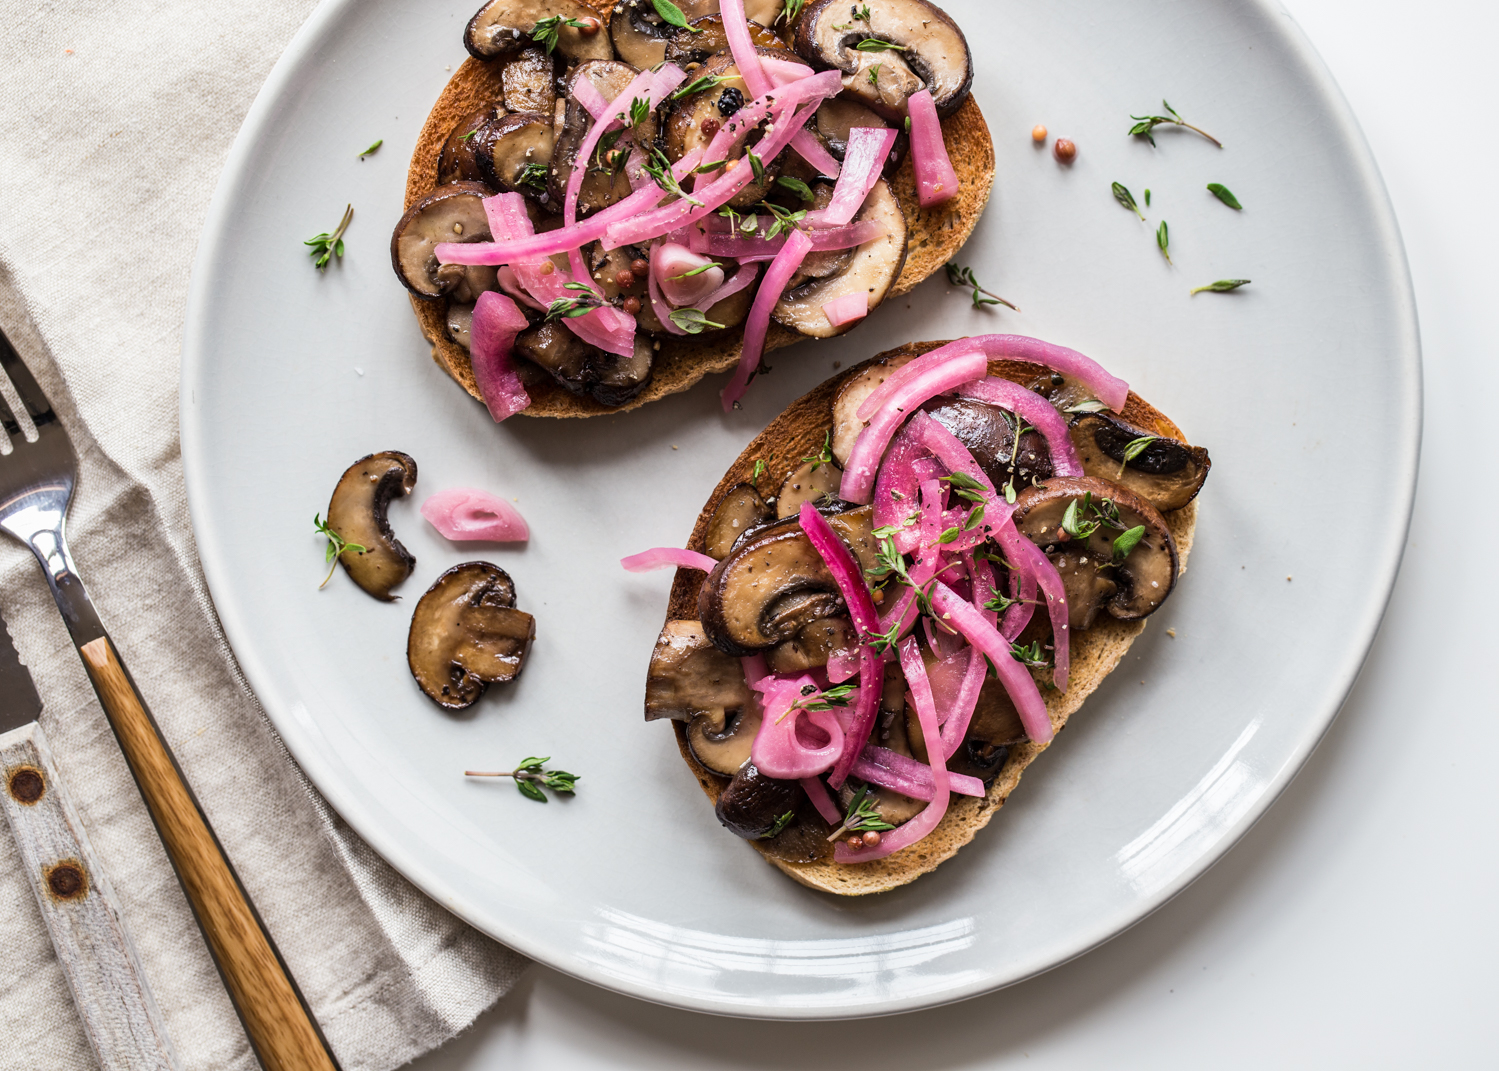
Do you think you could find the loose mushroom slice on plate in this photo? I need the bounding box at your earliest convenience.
[794,0,973,119]
[830,350,916,464]
[407,562,536,711]
[1069,412,1211,512]
[326,452,419,601]
[501,46,557,115]
[480,112,557,204]
[772,178,907,338]
[549,59,653,217]
[438,106,506,187]
[514,320,654,406]
[924,397,1054,491]
[705,483,774,559]
[464,0,613,63]
[1012,475,1180,628]
[699,522,845,655]
[687,703,763,776]
[390,182,500,300]
[645,620,752,721]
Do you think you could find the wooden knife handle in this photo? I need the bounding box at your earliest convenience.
[0,721,180,1071]
[80,636,341,1071]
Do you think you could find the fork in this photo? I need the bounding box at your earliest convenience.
[0,328,341,1071]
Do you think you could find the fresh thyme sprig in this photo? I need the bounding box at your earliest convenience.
[945,263,1019,311]
[1011,639,1049,668]
[357,139,382,158]
[757,201,808,239]
[1119,436,1158,477]
[856,38,907,52]
[1206,182,1242,209]
[779,0,807,25]
[670,73,735,101]
[643,147,703,205]
[314,513,366,589]
[1061,497,1101,541]
[517,161,549,190]
[465,757,580,802]
[803,429,835,471]
[1112,182,1145,221]
[1190,278,1251,295]
[545,283,603,322]
[826,783,896,842]
[868,63,882,86]
[532,14,593,54]
[765,811,796,838]
[1156,220,1172,264]
[668,308,726,334]
[305,204,353,271]
[780,682,856,723]
[751,458,768,488]
[1128,100,1222,148]
[856,4,872,19]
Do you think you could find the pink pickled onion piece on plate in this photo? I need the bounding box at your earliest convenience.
[852,745,984,800]
[822,291,869,329]
[838,350,990,503]
[468,292,531,422]
[821,127,897,225]
[620,547,718,573]
[721,227,814,410]
[958,375,1084,476]
[836,637,951,862]
[929,581,1053,744]
[907,89,958,208]
[421,487,530,542]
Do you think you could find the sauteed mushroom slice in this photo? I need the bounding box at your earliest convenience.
[699,523,844,655]
[825,504,877,573]
[813,98,906,174]
[794,0,973,119]
[480,112,557,203]
[407,563,535,710]
[438,106,506,186]
[830,350,916,464]
[662,10,790,67]
[1012,476,1179,628]
[715,763,803,840]
[924,397,1053,490]
[765,616,856,674]
[515,320,654,406]
[705,483,774,559]
[501,46,557,115]
[446,302,476,351]
[644,620,752,721]
[326,452,419,601]
[687,703,763,776]
[464,0,612,63]
[549,60,653,217]
[771,178,907,338]
[390,183,498,300]
[775,458,841,518]
[1069,413,1211,512]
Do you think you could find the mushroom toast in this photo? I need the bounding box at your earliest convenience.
[635,335,1209,894]
[397,0,993,419]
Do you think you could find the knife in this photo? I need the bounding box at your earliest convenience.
[0,615,179,1071]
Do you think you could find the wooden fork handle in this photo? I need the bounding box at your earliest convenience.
[80,636,341,1071]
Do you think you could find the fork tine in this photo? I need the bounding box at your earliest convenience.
[0,327,57,429]
[0,376,20,442]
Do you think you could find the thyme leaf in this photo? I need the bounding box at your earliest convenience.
[1190,278,1251,295]
[777,175,815,201]
[314,513,367,589]
[532,15,593,54]
[1119,436,1158,477]
[1127,99,1222,148]
[1206,182,1242,210]
[357,139,382,158]
[803,429,836,471]
[826,783,896,842]
[944,263,1019,311]
[1112,524,1147,562]
[304,204,353,272]
[669,308,726,334]
[652,0,699,30]
[1156,220,1171,264]
[764,811,796,838]
[1112,181,1145,221]
[856,38,907,52]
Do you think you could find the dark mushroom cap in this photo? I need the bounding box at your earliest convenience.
[765,615,856,675]
[924,397,1053,490]
[437,106,506,187]
[480,112,557,201]
[390,182,497,300]
[1069,412,1211,512]
[714,763,802,840]
[514,320,654,407]
[687,703,763,776]
[830,350,916,464]
[500,46,558,116]
[771,178,907,338]
[326,452,418,601]
[464,0,613,62]
[1012,476,1179,628]
[705,483,774,559]
[645,620,753,722]
[446,302,476,351]
[407,562,535,711]
[661,10,790,68]
[793,0,973,118]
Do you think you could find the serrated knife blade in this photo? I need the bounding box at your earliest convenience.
[0,615,43,733]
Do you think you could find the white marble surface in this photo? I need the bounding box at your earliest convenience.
[408,0,1498,1064]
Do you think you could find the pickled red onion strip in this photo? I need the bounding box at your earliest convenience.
[929,581,1053,744]
[571,76,610,121]
[821,127,898,225]
[968,335,1129,412]
[751,674,844,779]
[697,260,761,310]
[421,487,530,542]
[646,250,687,336]
[496,266,544,310]
[620,547,717,573]
[958,376,1084,477]
[872,425,941,555]
[839,351,990,503]
[936,644,989,762]
[692,218,886,260]
[994,520,1070,692]
[799,502,881,635]
[468,292,531,422]
[836,637,950,862]
[907,89,958,208]
[565,68,658,279]
[801,776,842,825]
[721,228,813,410]
[852,745,984,800]
[822,292,869,329]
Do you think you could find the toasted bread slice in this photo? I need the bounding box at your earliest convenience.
[659,342,1198,895]
[402,1,995,418]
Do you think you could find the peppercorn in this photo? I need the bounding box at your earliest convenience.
[718,87,745,116]
[622,296,642,315]
[614,269,635,289]
[630,258,650,277]
[862,830,882,847]
[1031,124,1048,143]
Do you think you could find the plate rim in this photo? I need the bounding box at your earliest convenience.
[180,0,1422,1020]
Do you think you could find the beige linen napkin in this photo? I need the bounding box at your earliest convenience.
[0,2,528,1068]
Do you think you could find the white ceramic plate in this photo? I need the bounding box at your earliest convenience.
[182,0,1418,1019]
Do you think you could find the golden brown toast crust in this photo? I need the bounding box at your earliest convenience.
[661,342,1198,895]
[401,1,996,418]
